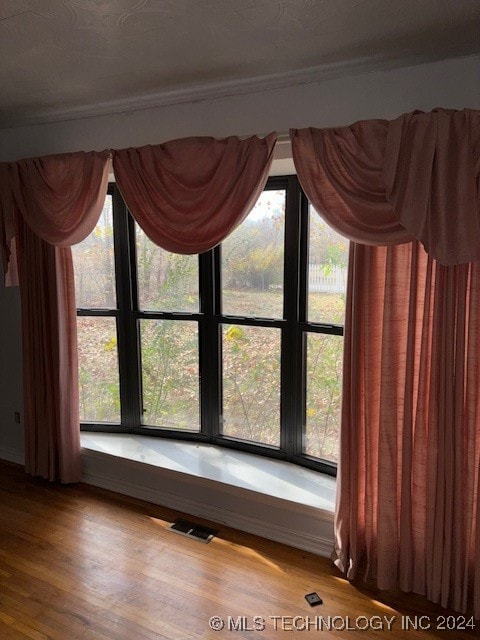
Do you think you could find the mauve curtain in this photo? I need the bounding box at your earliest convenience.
[291,108,480,265]
[0,151,110,483]
[113,133,276,253]
[335,241,480,618]
[291,109,480,619]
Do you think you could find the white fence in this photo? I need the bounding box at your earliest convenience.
[309,265,347,294]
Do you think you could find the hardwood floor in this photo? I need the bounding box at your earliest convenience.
[0,460,477,639]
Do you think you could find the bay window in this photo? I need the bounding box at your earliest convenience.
[72,175,348,475]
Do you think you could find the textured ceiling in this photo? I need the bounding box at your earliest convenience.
[1,0,480,127]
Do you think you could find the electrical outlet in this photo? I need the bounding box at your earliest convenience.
[14,412,21,424]
[305,592,323,607]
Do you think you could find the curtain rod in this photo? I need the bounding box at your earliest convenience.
[238,131,291,144]
[275,132,291,145]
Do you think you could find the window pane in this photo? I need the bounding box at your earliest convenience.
[305,332,343,463]
[136,225,198,312]
[77,317,120,423]
[222,190,285,318]
[308,206,349,324]
[140,320,199,430]
[72,195,116,309]
[222,325,280,446]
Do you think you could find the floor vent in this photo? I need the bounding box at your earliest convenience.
[167,518,217,543]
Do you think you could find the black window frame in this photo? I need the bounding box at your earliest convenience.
[77,176,343,477]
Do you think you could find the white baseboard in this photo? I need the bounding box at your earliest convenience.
[0,446,24,466]
[82,449,334,557]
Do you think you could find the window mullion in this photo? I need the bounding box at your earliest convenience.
[296,186,311,459]
[112,187,142,431]
[199,249,220,439]
[280,176,302,458]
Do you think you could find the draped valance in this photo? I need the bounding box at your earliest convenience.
[291,108,480,266]
[9,151,111,246]
[113,133,277,254]
[0,151,111,286]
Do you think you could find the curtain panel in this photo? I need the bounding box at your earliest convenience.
[0,151,110,483]
[291,108,480,265]
[291,108,480,619]
[113,133,277,253]
[336,241,480,618]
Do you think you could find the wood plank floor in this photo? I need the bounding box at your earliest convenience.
[0,460,477,639]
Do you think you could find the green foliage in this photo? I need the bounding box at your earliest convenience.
[223,194,284,292]
[225,239,283,291]
[223,324,281,445]
[140,320,199,429]
[305,333,343,461]
[136,231,198,311]
[77,318,120,422]
[309,211,349,268]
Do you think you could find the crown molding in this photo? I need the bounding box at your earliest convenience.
[0,51,477,130]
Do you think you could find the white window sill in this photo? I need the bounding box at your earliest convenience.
[80,432,336,556]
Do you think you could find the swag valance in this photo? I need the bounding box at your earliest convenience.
[291,108,480,265]
[1,133,277,285]
[113,132,277,254]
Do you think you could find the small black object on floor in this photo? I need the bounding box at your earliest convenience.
[305,592,323,606]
